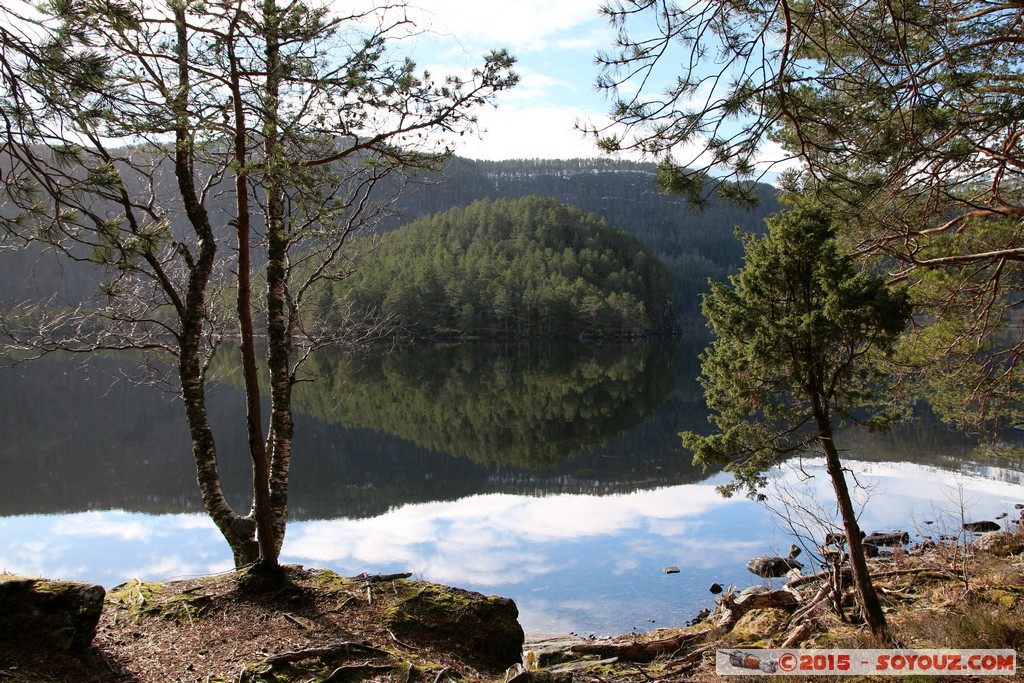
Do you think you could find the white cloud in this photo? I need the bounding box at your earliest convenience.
[406,0,601,51]
[51,510,154,542]
[452,103,605,160]
[282,482,749,587]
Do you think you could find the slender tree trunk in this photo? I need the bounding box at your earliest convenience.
[263,0,293,556]
[226,9,278,568]
[172,3,256,566]
[812,399,890,643]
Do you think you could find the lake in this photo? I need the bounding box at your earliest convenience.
[2,338,1024,635]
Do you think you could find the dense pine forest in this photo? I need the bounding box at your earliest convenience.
[388,158,780,317]
[327,196,676,338]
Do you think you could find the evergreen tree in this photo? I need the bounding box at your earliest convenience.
[683,196,912,641]
[591,0,1024,426]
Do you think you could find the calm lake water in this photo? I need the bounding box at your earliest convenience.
[2,338,1024,635]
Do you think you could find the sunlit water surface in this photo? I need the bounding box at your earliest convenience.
[3,462,1023,635]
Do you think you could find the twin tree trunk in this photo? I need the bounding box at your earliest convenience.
[172,1,292,570]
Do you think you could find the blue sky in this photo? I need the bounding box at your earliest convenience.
[389,1,795,176]
[395,1,627,161]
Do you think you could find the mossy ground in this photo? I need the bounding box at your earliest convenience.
[2,566,520,683]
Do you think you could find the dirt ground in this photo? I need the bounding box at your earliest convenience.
[0,567,509,683]
[3,538,1024,682]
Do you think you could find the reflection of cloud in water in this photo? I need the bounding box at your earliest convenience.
[3,463,1023,635]
[767,459,1024,538]
[283,480,752,588]
[52,510,156,542]
[0,512,231,586]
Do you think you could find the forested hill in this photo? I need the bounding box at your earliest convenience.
[329,196,676,339]
[390,158,781,315]
[0,157,779,317]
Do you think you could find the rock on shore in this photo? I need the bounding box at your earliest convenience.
[0,574,105,650]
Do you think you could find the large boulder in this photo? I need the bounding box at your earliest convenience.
[0,575,105,650]
[972,531,1024,556]
[383,583,524,673]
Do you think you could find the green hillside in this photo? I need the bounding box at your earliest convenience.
[327,196,676,339]
[390,158,780,315]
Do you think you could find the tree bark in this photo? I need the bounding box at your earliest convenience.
[172,3,256,566]
[262,0,294,558]
[226,3,277,568]
[813,400,890,642]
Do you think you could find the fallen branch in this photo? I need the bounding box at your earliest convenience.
[784,583,830,629]
[352,572,413,583]
[787,567,851,588]
[432,666,458,683]
[781,622,813,648]
[871,567,956,581]
[281,612,309,630]
[263,641,389,667]
[569,630,709,662]
[787,565,949,590]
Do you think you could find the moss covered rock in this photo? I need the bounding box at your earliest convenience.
[730,607,790,641]
[383,584,524,673]
[0,575,105,650]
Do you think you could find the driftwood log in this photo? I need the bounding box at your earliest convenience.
[569,629,710,662]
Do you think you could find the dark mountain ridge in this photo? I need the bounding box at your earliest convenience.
[1,156,779,318]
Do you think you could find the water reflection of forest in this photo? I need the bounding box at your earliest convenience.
[1,340,700,518]
[292,341,676,467]
[3,338,1019,520]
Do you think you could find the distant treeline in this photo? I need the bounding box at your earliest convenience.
[323,196,677,339]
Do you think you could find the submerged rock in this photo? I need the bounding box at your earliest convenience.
[0,574,105,650]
